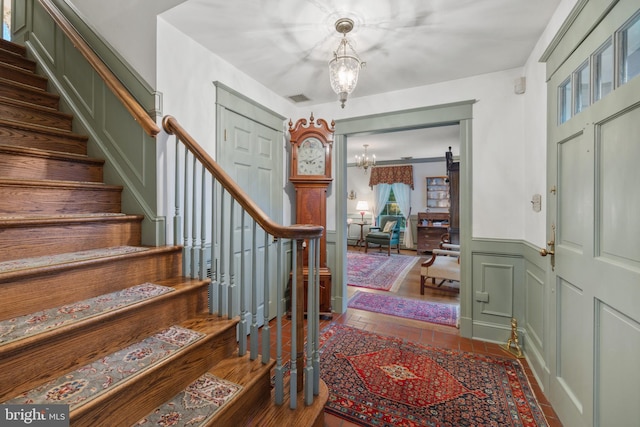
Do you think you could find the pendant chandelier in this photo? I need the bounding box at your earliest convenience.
[329,18,364,109]
[355,144,375,174]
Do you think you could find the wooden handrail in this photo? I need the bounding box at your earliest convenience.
[39,0,160,137]
[162,115,324,240]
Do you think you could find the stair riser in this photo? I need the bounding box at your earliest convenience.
[73,326,238,427]
[0,102,72,131]
[0,248,183,320]
[0,50,36,72]
[0,219,143,262]
[0,151,104,183]
[0,124,87,155]
[0,83,59,109]
[0,64,48,90]
[0,284,209,401]
[0,184,122,215]
[0,41,27,56]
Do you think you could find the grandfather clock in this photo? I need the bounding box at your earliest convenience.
[288,113,333,316]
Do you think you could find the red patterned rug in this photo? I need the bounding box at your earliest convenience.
[347,252,418,292]
[348,291,458,327]
[320,324,548,427]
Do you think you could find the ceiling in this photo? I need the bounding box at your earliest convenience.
[347,125,459,162]
[161,0,561,107]
[159,0,560,160]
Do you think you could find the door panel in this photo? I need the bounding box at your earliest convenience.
[218,110,281,325]
[598,108,640,265]
[544,3,640,425]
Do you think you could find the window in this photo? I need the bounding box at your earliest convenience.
[559,78,572,124]
[379,188,406,228]
[574,61,590,114]
[594,39,614,102]
[619,12,640,85]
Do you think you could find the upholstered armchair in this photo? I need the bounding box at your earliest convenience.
[364,215,401,256]
[420,242,460,294]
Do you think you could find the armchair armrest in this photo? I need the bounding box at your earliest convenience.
[441,243,460,251]
[432,249,460,257]
[369,226,381,231]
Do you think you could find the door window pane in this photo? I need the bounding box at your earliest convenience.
[594,40,613,101]
[559,78,572,124]
[574,62,590,114]
[619,13,640,85]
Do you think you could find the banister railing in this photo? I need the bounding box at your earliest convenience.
[162,115,324,408]
[38,0,160,137]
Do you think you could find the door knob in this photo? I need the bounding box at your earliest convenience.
[539,247,555,256]
[539,224,556,269]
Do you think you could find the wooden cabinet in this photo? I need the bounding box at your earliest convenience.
[417,176,451,252]
[416,212,449,253]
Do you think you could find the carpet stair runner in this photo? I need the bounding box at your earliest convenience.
[0,37,325,426]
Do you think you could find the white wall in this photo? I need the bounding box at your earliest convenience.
[68,0,186,87]
[156,18,300,238]
[305,68,527,240]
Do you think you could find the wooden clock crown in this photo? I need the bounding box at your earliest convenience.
[288,113,335,183]
[288,113,335,145]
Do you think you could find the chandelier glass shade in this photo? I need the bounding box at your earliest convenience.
[355,144,375,173]
[329,18,363,108]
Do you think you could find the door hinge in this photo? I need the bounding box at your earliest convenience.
[224,129,227,141]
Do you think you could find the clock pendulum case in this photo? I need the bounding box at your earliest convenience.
[288,114,334,316]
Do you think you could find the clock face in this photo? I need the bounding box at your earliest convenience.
[297,137,326,175]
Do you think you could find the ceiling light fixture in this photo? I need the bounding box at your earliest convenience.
[355,144,375,174]
[329,18,364,109]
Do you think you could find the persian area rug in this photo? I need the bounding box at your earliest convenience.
[320,324,549,427]
[347,291,458,327]
[347,252,418,292]
[0,283,174,346]
[6,326,205,409]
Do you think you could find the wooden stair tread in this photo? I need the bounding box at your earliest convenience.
[0,177,122,190]
[0,39,27,56]
[0,144,101,163]
[0,62,48,89]
[0,212,138,225]
[0,117,88,141]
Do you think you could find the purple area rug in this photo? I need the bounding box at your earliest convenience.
[347,252,418,292]
[348,291,458,327]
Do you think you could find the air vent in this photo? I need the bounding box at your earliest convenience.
[288,94,310,103]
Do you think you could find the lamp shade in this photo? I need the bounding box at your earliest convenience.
[355,201,369,212]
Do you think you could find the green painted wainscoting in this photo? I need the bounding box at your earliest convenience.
[12,0,165,245]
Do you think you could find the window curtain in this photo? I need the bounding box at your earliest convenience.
[368,165,414,189]
[372,183,391,226]
[391,183,413,248]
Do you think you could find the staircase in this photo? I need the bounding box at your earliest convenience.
[0,38,325,426]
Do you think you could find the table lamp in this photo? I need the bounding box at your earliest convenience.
[356,200,369,223]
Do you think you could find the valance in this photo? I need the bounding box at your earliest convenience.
[368,165,414,189]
